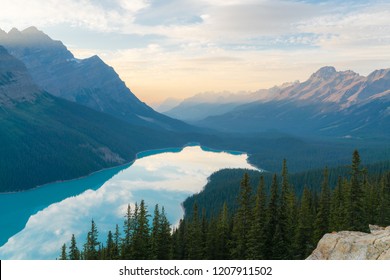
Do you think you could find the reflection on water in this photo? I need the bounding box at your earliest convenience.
[0,145,258,259]
[0,164,127,247]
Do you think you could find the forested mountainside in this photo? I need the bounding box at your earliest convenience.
[0,46,188,192]
[59,150,390,260]
[183,159,390,219]
[201,131,390,175]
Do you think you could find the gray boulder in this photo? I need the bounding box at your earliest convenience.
[307,225,390,260]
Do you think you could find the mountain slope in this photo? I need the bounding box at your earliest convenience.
[0,45,40,105]
[0,27,194,131]
[272,66,366,107]
[196,66,390,138]
[0,46,186,192]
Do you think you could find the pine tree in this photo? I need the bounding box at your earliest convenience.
[60,243,67,260]
[294,187,315,259]
[329,176,344,231]
[84,219,99,260]
[122,204,135,259]
[205,216,218,259]
[172,219,187,259]
[230,173,253,259]
[264,174,279,259]
[113,224,121,259]
[378,172,390,226]
[341,177,352,229]
[247,176,267,259]
[272,224,285,259]
[215,202,230,259]
[68,234,80,260]
[200,208,208,258]
[278,159,295,259]
[187,202,203,259]
[150,204,161,259]
[158,207,172,259]
[171,227,179,259]
[314,167,331,242]
[364,172,378,224]
[132,200,150,259]
[349,150,369,232]
[105,230,115,260]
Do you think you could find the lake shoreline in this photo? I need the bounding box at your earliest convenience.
[0,144,258,259]
[0,142,250,195]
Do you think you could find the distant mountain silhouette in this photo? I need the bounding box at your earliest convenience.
[0,27,195,132]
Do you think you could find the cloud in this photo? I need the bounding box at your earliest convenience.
[2,0,390,102]
[195,1,317,38]
[0,0,148,31]
[2,0,388,48]
[0,0,320,42]
[2,0,388,52]
[297,2,390,48]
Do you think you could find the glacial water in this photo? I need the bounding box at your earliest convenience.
[0,145,258,259]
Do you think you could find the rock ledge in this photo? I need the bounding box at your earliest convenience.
[307,225,390,260]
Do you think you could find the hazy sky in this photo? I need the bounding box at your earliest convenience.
[1,0,390,103]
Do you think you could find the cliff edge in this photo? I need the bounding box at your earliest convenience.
[307,225,390,260]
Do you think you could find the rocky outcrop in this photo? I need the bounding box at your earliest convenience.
[307,225,390,260]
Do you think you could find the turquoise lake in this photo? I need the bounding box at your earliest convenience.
[0,145,258,259]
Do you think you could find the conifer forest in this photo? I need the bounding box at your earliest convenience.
[59,150,390,260]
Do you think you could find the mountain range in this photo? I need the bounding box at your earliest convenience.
[0,27,193,132]
[163,90,261,121]
[167,66,390,138]
[1,26,389,192]
[257,66,390,110]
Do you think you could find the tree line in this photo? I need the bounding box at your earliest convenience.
[59,150,390,260]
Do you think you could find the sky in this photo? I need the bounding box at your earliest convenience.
[1,0,390,104]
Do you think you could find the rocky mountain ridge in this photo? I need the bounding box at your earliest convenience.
[165,65,390,124]
[273,66,367,108]
[191,66,390,137]
[0,27,193,131]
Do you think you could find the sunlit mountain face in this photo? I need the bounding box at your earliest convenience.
[190,66,390,138]
[0,27,196,132]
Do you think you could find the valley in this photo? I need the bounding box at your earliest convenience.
[0,26,389,261]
